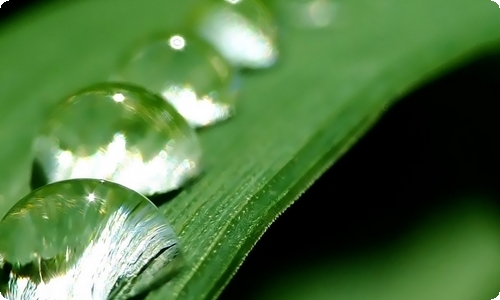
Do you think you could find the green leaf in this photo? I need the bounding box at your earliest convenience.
[0,0,499,299]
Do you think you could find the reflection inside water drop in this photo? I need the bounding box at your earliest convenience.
[169,35,187,50]
[0,179,183,300]
[33,82,201,196]
[192,0,278,69]
[116,33,239,127]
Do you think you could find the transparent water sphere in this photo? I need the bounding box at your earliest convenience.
[33,82,201,196]
[190,0,279,69]
[116,33,239,128]
[0,179,183,300]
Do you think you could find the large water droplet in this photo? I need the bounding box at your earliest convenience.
[190,0,279,69]
[33,82,201,196]
[115,33,239,128]
[0,179,182,300]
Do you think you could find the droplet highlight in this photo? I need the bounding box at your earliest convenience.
[0,179,183,299]
[33,82,201,196]
[191,0,279,69]
[116,33,239,128]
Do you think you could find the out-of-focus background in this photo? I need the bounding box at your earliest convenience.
[2,1,500,300]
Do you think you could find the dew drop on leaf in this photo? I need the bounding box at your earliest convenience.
[115,33,239,127]
[190,0,279,69]
[33,82,202,196]
[0,179,183,299]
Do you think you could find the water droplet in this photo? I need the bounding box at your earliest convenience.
[0,179,182,299]
[115,33,238,128]
[190,0,278,69]
[33,82,201,196]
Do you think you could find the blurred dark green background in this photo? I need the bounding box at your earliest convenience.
[2,2,500,300]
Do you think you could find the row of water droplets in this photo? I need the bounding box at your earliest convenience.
[0,0,278,299]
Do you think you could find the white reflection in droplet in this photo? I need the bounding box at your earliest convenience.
[169,35,186,50]
[65,247,71,262]
[112,93,125,103]
[46,132,199,196]
[162,85,232,127]
[57,150,73,168]
[225,0,243,4]
[198,7,277,69]
[87,193,96,203]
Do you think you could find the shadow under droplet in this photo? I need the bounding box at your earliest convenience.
[149,171,204,206]
[149,189,183,206]
[238,66,270,76]
[30,160,48,191]
[126,293,147,300]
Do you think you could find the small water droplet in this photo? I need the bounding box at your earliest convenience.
[190,0,279,69]
[0,179,183,299]
[115,33,239,128]
[33,82,201,196]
